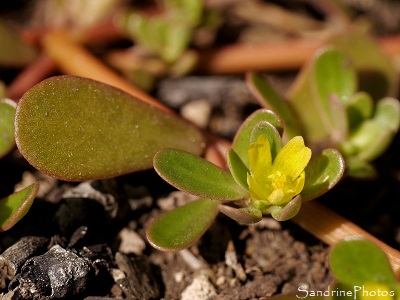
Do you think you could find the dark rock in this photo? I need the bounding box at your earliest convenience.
[10,245,92,299]
[0,236,49,289]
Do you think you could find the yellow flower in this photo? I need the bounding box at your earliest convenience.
[247,135,311,205]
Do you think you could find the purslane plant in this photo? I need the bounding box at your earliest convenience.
[147,109,344,250]
[247,36,400,178]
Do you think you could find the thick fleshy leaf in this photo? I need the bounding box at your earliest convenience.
[15,76,206,181]
[374,97,400,131]
[347,92,373,132]
[329,31,398,99]
[0,99,16,158]
[0,182,39,231]
[218,205,262,225]
[341,120,396,162]
[330,238,397,287]
[154,149,248,200]
[342,97,399,162]
[301,149,344,202]
[0,20,37,67]
[250,121,283,161]
[232,109,282,168]
[313,48,356,107]
[246,72,303,138]
[227,148,249,190]
[270,195,302,221]
[146,198,219,251]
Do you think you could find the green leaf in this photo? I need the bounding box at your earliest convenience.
[0,99,16,158]
[340,108,398,162]
[226,148,249,190]
[250,121,283,161]
[346,92,373,132]
[301,149,344,202]
[0,19,37,67]
[154,149,248,200]
[329,31,398,99]
[314,48,356,107]
[0,182,39,231]
[15,76,206,181]
[232,109,282,168]
[289,48,355,147]
[342,97,399,163]
[270,195,302,221]
[218,204,262,224]
[146,198,219,251]
[374,97,400,131]
[246,72,303,138]
[330,238,397,287]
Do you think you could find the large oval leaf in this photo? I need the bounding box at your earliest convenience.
[0,182,39,231]
[146,198,219,251]
[0,99,16,158]
[154,148,248,200]
[15,76,206,181]
[301,149,345,202]
[330,238,397,287]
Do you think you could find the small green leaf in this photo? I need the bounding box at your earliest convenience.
[0,182,39,231]
[246,72,303,138]
[250,121,283,161]
[301,149,344,202]
[329,31,398,99]
[232,109,282,168]
[146,198,219,251]
[218,204,262,224]
[374,97,400,131]
[341,97,399,163]
[330,238,397,287]
[154,149,248,200]
[346,92,373,132]
[0,99,16,158]
[313,48,356,107]
[227,148,249,190]
[270,195,302,221]
[341,120,394,162]
[15,76,206,181]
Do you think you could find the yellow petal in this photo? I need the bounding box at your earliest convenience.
[248,134,272,180]
[271,136,311,179]
[292,171,306,195]
[247,173,269,200]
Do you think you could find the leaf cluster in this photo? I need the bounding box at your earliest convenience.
[247,32,400,178]
[148,109,344,250]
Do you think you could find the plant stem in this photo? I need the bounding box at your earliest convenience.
[292,201,400,278]
[41,30,172,113]
[197,35,400,74]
